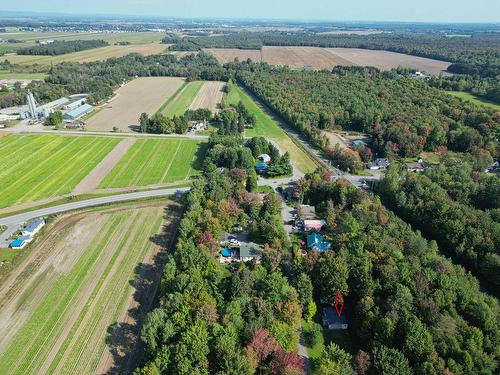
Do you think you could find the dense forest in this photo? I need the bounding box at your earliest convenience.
[292,170,499,375]
[17,39,108,55]
[229,63,499,169]
[0,52,228,109]
[376,164,500,295]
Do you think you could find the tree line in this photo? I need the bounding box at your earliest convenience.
[292,169,499,375]
[0,52,229,109]
[228,62,498,171]
[17,39,108,56]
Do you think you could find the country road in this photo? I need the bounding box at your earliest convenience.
[0,187,189,246]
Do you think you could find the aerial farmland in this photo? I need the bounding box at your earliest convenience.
[85,77,185,132]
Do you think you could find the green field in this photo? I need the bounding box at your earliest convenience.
[0,71,47,80]
[99,138,207,188]
[161,81,203,117]
[446,91,500,110]
[0,135,120,209]
[228,85,317,173]
[0,205,168,374]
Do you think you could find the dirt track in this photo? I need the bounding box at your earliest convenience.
[189,81,225,112]
[85,77,185,132]
[72,137,136,194]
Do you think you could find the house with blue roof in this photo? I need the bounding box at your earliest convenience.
[307,233,331,253]
[22,218,45,237]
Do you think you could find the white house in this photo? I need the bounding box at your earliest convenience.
[22,218,45,237]
[258,154,271,164]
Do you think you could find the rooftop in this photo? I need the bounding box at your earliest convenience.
[65,103,94,119]
[307,233,331,252]
[24,218,44,233]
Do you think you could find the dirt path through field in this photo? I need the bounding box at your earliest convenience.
[72,137,136,194]
[189,81,225,112]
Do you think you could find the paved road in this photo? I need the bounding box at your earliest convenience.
[0,187,189,247]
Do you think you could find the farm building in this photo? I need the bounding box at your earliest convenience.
[21,218,45,237]
[42,97,70,110]
[322,307,348,330]
[307,233,331,253]
[65,99,87,111]
[9,239,27,249]
[64,104,94,121]
[352,140,367,147]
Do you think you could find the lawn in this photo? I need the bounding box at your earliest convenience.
[161,81,204,117]
[228,85,317,173]
[99,138,207,188]
[446,91,500,111]
[0,205,166,375]
[0,135,120,209]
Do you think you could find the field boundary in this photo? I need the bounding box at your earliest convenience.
[156,81,188,114]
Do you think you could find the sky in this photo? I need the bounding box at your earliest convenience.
[1,0,499,23]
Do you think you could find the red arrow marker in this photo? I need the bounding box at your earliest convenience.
[334,291,344,317]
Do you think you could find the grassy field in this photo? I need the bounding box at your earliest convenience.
[0,30,164,44]
[99,138,207,188]
[446,91,500,110]
[2,44,167,66]
[0,135,120,208]
[0,71,47,80]
[228,85,317,173]
[161,81,204,117]
[0,203,177,374]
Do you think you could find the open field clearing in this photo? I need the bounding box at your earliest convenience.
[0,135,120,209]
[0,71,47,80]
[99,138,207,188]
[446,91,500,110]
[0,30,164,44]
[205,48,262,64]
[207,47,451,74]
[3,43,168,66]
[262,46,354,70]
[161,81,204,117]
[324,48,451,74]
[228,85,317,173]
[0,201,182,374]
[86,77,185,132]
[189,81,225,111]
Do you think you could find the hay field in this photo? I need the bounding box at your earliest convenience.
[0,30,164,44]
[205,48,262,64]
[0,201,182,375]
[161,81,203,117]
[190,81,225,111]
[3,43,167,66]
[0,134,120,209]
[207,46,451,74]
[85,77,185,132]
[262,46,353,70]
[99,138,207,188]
[324,48,451,74]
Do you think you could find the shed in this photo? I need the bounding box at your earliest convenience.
[10,239,27,249]
[258,154,271,164]
[322,307,348,330]
[307,233,331,253]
